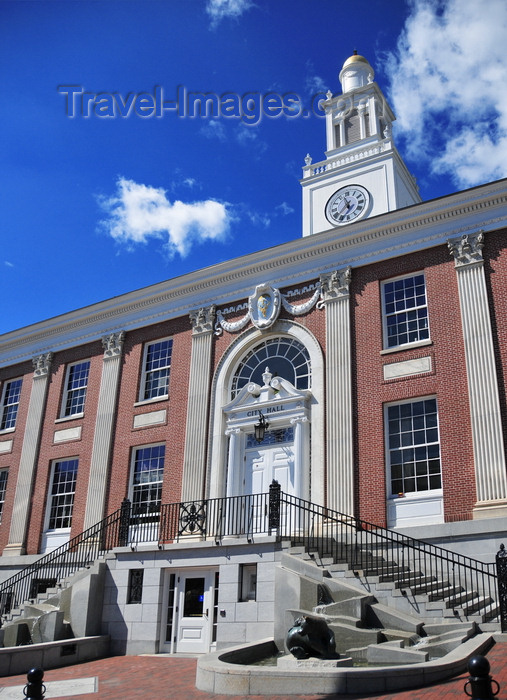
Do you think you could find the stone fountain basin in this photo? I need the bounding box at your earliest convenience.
[196,634,494,696]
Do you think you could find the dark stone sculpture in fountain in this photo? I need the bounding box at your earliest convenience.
[286,615,337,660]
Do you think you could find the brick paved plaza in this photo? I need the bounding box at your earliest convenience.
[1,643,506,699]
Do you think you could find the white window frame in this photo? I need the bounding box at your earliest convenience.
[0,469,8,523]
[45,458,79,532]
[60,361,90,418]
[139,339,173,402]
[381,272,429,350]
[385,396,442,500]
[129,443,165,517]
[0,377,23,432]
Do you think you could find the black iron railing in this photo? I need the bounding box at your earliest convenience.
[278,490,499,621]
[0,482,502,625]
[0,505,125,620]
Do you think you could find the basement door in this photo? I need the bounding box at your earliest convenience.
[160,569,217,654]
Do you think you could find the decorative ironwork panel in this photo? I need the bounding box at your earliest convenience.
[127,569,144,604]
[179,501,207,536]
[268,480,281,529]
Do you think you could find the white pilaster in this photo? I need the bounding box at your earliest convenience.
[320,268,354,515]
[83,332,125,531]
[181,306,216,502]
[4,353,52,556]
[448,232,507,516]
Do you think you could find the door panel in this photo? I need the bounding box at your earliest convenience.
[174,571,214,654]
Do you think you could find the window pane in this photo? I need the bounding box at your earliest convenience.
[64,362,90,416]
[0,470,8,523]
[143,340,173,400]
[387,399,441,496]
[48,459,78,529]
[132,445,165,515]
[383,274,429,349]
[1,379,22,430]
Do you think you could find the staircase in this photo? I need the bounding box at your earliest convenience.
[286,538,499,625]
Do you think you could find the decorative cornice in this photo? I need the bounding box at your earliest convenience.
[448,231,485,268]
[0,180,505,368]
[189,305,216,336]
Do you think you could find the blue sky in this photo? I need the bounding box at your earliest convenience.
[1,0,506,335]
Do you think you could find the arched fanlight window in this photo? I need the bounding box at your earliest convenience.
[231,337,311,398]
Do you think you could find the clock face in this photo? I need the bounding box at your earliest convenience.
[326,185,370,226]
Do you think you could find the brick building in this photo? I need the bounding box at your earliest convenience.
[0,53,507,655]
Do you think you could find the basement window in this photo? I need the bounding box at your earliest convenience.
[239,564,257,602]
[127,569,144,604]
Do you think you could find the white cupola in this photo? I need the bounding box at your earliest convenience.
[339,51,374,92]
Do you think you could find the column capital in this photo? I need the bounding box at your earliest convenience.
[102,331,125,359]
[448,231,484,268]
[319,267,352,304]
[32,352,53,379]
[190,305,216,335]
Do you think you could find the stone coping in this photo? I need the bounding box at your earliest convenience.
[196,634,494,695]
[0,635,110,677]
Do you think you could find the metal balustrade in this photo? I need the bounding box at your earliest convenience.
[0,482,502,626]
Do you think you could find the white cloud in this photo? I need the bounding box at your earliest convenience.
[98,177,232,258]
[276,202,295,216]
[386,0,507,188]
[200,119,227,141]
[4,261,14,268]
[305,60,329,96]
[206,0,254,27]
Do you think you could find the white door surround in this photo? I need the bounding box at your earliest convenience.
[222,368,310,504]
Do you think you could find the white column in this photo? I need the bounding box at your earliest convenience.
[83,332,125,531]
[448,232,507,516]
[225,428,242,498]
[181,306,216,502]
[290,415,309,501]
[4,353,53,556]
[320,268,354,515]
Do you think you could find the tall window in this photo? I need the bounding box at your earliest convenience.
[386,398,441,497]
[140,340,173,401]
[47,459,78,530]
[0,469,8,523]
[61,361,90,417]
[382,273,429,349]
[131,444,165,515]
[231,337,311,398]
[0,378,22,431]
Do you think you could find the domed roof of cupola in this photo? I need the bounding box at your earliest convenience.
[339,51,374,92]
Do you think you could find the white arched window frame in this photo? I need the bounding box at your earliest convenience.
[207,320,325,505]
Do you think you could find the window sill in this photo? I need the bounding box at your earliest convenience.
[55,413,84,424]
[0,427,15,435]
[134,396,168,408]
[380,339,433,355]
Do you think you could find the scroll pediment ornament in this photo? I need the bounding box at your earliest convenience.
[448,231,485,268]
[215,283,321,336]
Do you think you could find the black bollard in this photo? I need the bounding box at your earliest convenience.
[464,655,499,700]
[23,667,45,700]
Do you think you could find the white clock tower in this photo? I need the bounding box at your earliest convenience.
[301,52,421,236]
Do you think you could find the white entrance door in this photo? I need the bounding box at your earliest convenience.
[245,443,295,496]
[174,570,214,654]
[244,440,295,532]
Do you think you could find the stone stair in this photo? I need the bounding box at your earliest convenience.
[0,557,110,647]
[287,540,500,626]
